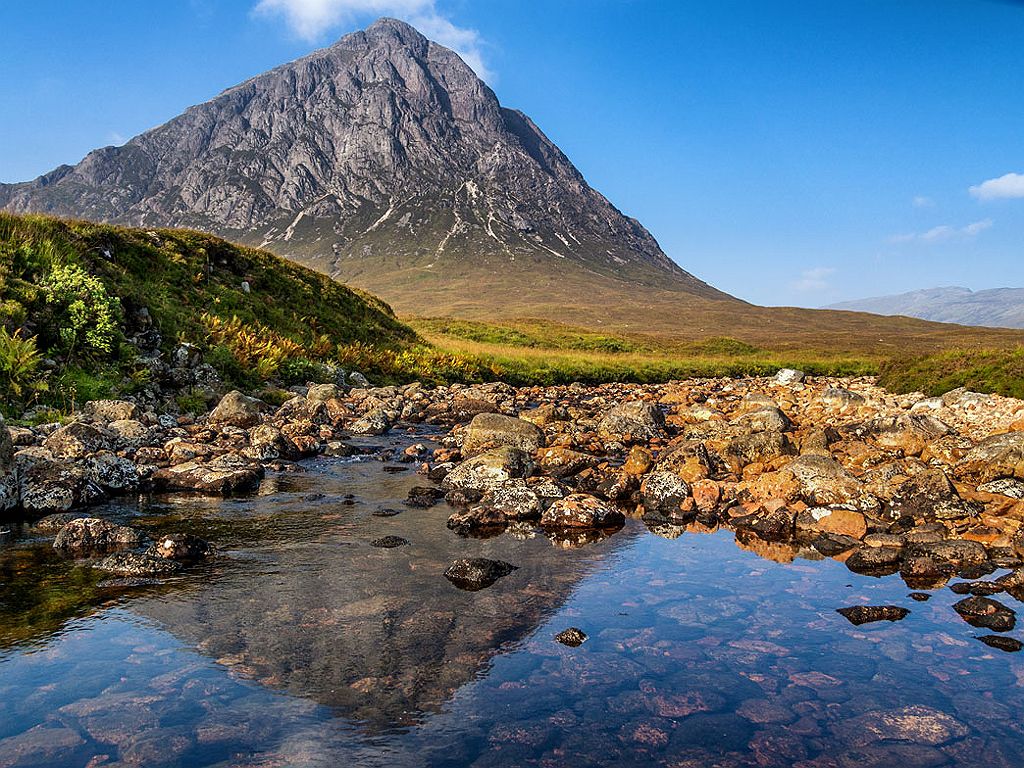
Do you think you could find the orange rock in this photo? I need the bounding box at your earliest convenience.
[622,446,654,475]
[1010,417,1024,432]
[692,479,721,513]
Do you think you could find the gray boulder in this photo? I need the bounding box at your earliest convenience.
[209,390,267,428]
[462,413,544,457]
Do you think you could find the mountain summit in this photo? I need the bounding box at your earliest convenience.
[0,18,730,318]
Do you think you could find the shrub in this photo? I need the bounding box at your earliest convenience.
[40,264,122,362]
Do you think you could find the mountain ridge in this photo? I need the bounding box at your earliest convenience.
[0,18,731,316]
[828,286,1024,330]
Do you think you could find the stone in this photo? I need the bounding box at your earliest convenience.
[42,421,114,459]
[722,431,795,472]
[731,506,796,542]
[307,383,343,402]
[209,390,267,428]
[350,407,394,435]
[836,605,910,625]
[149,533,215,561]
[622,446,654,475]
[480,482,543,520]
[890,469,977,523]
[406,486,445,507]
[371,536,410,548]
[541,493,625,528]
[774,368,805,384]
[443,558,518,591]
[462,412,544,456]
[640,472,692,518]
[96,551,183,576]
[555,627,588,647]
[846,546,902,573]
[18,455,104,514]
[150,455,264,495]
[243,424,288,461]
[536,447,599,478]
[441,447,534,494]
[0,415,17,512]
[978,635,1023,652]
[691,479,721,513]
[519,404,570,426]
[597,400,665,440]
[835,705,968,747]
[952,596,1016,632]
[732,406,792,433]
[783,454,870,508]
[53,517,143,554]
[959,432,1024,482]
[86,451,141,492]
[82,399,141,422]
[796,507,868,539]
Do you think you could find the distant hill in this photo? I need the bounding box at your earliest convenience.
[829,287,1024,329]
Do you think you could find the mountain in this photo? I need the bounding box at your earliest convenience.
[0,18,730,322]
[829,287,1024,330]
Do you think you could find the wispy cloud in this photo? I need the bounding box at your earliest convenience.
[792,267,836,293]
[252,0,492,81]
[912,195,934,208]
[889,218,993,244]
[969,172,1024,200]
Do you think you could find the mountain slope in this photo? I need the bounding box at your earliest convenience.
[0,18,729,319]
[829,287,1024,330]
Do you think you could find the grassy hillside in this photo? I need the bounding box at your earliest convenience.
[0,213,417,413]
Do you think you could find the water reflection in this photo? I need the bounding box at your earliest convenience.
[2,438,1024,766]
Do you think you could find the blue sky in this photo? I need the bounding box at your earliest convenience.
[1,0,1022,307]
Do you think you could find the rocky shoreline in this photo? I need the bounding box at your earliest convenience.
[3,372,1024,627]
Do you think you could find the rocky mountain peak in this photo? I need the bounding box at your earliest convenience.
[0,18,732,316]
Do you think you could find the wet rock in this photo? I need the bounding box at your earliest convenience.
[462,412,544,457]
[150,454,264,495]
[53,517,143,554]
[31,512,87,532]
[86,451,141,492]
[909,592,931,601]
[43,421,114,459]
[481,481,543,521]
[371,536,410,548]
[796,507,868,539]
[0,724,87,767]
[0,415,17,512]
[978,634,1023,652]
[909,539,988,567]
[555,627,588,647]
[541,493,625,528]
[597,400,665,440]
[18,456,104,514]
[836,605,910,625]
[953,596,1016,632]
[812,533,862,556]
[209,390,267,428]
[443,558,518,591]
[536,447,599,478]
[846,545,902,574]
[949,581,1004,596]
[406,486,445,508]
[149,533,215,561]
[441,447,534,494]
[446,505,506,533]
[640,472,692,518]
[96,550,183,576]
[350,407,394,435]
[783,454,871,508]
[731,506,796,542]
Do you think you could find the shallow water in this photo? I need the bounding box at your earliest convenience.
[2,430,1024,767]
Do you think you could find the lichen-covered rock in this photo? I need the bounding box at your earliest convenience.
[150,454,264,496]
[18,454,105,514]
[0,416,17,512]
[536,447,598,478]
[149,533,215,561]
[86,451,141,492]
[441,447,534,494]
[462,412,544,457]
[783,454,873,509]
[209,390,267,428]
[721,431,795,473]
[350,407,394,435]
[958,432,1024,482]
[952,596,1016,632]
[53,518,143,554]
[42,421,115,459]
[836,605,910,625]
[541,493,624,529]
[82,399,141,422]
[96,551,182,576]
[597,400,665,440]
[640,472,692,518]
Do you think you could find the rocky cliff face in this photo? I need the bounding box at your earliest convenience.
[0,18,729,311]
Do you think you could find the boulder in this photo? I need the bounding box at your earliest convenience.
[209,390,267,428]
[149,533,215,561]
[444,558,518,591]
[480,481,544,521]
[836,605,910,625]
[53,518,143,554]
[441,447,534,494]
[306,383,343,402]
[953,596,1016,632]
[107,419,153,450]
[82,399,140,422]
[959,432,1024,482]
[640,472,693,518]
[731,506,796,542]
[42,421,114,459]
[783,454,871,509]
[519,404,570,426]
[0,416,17,512]
[597,401,665,440]
[150,454,264,496]
[536,447,599,478]
[889,469,978,523]
[774,368,805,385]
[722,431,795,472]
[242,424,288,461]
[731,406,792,433]
[350,407,394,435]
[795,507,868,539]
[461,412,544,457]
[541,493,625,528]
[86,451,141,492]
[655,440,713,482]
[18,455,104,514]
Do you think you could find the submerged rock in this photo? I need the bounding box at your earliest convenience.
[96,551,183,576]
[149,533,215,561]
[978,634,1023,652]
[371,536,410,548]
[443,558,518,591]
[836,605,910,626]
[952,596,1016,632]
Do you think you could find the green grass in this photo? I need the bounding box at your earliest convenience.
[879,347,1024,399]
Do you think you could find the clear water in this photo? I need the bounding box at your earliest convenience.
[2,430,1024,767]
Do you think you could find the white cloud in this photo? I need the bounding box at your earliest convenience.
[793,267,836,293]
[969,172,1024,201]
[912,195,934,208]
[252,0,493,81]
[888,218,993,244]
